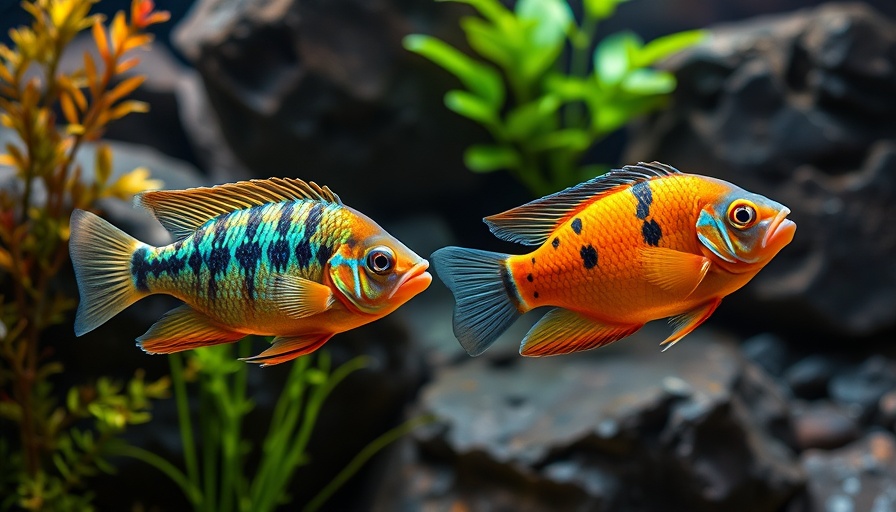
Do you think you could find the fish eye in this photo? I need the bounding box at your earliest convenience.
[727,201,758,229]
[365,246,394,275]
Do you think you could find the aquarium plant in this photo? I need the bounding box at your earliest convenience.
[404,0,705,195]
[0,0,170,509]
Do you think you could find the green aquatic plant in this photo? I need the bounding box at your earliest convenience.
[0,0,169,509]
[404,0,705,196]
[152,341,431,512]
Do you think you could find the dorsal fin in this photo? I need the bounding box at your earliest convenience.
[484,161,680,246]
[135,177,342,241]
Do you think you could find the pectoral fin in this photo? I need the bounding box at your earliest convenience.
[240,333,332,366]
[272,275,335,319]
[520,308,643,357]
[642,247,711,297]
[661,298,722,350]
[137,304,243,354]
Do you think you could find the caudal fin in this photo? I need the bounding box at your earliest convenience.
[431,247,522,356]
[70,209,147,336]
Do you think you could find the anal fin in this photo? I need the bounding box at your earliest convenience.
[240,333,332,366]
[661,298,722,350]
[137,304,244,354]
[521,308,642,357]
[642,247,711,297]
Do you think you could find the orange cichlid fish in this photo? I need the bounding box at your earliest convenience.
[432,162,796,357]
[70,178,432,365]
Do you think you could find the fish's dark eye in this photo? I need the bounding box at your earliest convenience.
[366,247,394,274]
[728,201,758,229]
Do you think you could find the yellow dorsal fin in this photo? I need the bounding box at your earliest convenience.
[135,177,342,241]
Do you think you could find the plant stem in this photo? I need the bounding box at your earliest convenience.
[107,442,201,505]
[169,354,201,506]
[302,414,437,512]
[565,15,598,129]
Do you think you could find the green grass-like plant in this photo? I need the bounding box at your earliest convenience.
[404,0,705,195]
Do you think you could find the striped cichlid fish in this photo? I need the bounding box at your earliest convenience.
[70,178,431,365]
[433,162,796,357]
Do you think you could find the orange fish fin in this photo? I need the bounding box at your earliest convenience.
[484,162,680,246]
[642,248,711,297]
[137,304,244,354]
[240,333,332,366]
[661,298,722,350]
[273,275,335,319]
[135,178,342,241]
[520,308,643,356]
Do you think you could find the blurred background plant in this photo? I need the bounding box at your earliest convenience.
[404,0,705,196]
[0,0,170,509]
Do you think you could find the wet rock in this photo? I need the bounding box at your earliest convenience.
[172,0,485,216]
[741,332,790,377]
[829,356,896,421]
[785,354,842,400]
[801,431,896,512]
[625,3,896,338]
[792,401,861,451]
[373,327,804,511]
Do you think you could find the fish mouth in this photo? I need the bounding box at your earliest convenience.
[762,207,796,249]
[388,260,432,299]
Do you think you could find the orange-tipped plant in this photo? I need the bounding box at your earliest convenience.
[0,1,170,509]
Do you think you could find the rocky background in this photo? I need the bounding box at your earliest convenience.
[3,0,896,510]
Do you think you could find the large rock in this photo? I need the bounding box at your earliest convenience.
[172,0,486,216]
[373,327,804,511]
[625,3,896,338]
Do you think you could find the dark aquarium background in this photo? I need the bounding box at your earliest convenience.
[2,0,896,510]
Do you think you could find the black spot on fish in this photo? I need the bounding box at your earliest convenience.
[531,257,536,265]
[304,202,324,238]
[571,218,583,235]
[131,247,151,292]
[235,241,262,298]
[207,220,231,299]
[527,273,533,282]
[315,244,333,267]
[268,239,291,272]
[632,181,652,220]
[295,239,313,268]
[552,237,560,249]
[244,207,263,242]
[534,291,539,299]
[500,266,521,309]
[580,244,598,270]
[642,219,662,246]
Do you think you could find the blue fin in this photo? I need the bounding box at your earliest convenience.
[484,162,681,246]
[431,247,522,356]
[70,210,147,336]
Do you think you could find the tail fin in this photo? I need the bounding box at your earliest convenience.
[70,209,147,336]
[431,247,522,356]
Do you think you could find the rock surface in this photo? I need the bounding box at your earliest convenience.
[625,3,896,338]
[373,327,804,512]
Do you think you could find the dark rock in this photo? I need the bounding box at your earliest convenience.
[878,390,896,430]
[785,354,842,400]
[741,332,790,377]
[829,356,896,421]
[625,3,896,338]
[172,0,485,216]
[791,401,861,451]
[801,431,896,512]
[373,326,804,511]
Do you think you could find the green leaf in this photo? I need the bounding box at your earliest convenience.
[461,17,514,69]
[444,90,499,126]
[529,129,592,152]
[544,73,594,101]
[404,35,504,108]
[584,0,631,20]
[516,0,573,80]
[636,29,707,67]
[441,0,513,26]
[621,69,677,95]
[505,95,561,139]
[594,31,642,86]
[591,97,663,133]
[464,144,520,172]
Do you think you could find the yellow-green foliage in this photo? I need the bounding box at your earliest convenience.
[0,1,169,509]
